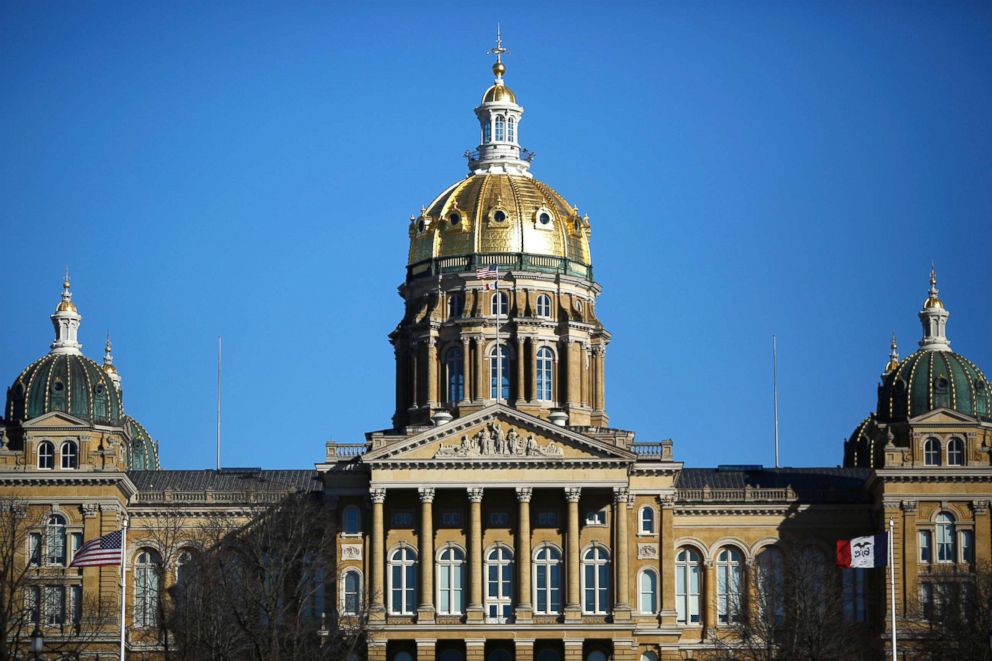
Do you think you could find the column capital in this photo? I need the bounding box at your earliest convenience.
[370,488,387,504]
[516,487,533,503]
[81,503,100,519]
[467,487,485,503]
[973,500,990,514]
[613,487,631,507]
[418,487,436,503]
[565,487,582,503]
[901,499,918,513]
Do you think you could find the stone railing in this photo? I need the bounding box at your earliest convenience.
[325,442,369,462]
[676,485,797,503]
[632,440,674,461]
[407,252,593,282]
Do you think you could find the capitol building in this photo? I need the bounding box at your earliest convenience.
[1,37,990,661]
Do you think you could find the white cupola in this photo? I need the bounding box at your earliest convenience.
[918,265,951,351]
[50,270,83,355]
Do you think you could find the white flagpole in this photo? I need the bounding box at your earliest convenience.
[216,336,222,471]
[495,267,501,404]
[120,517,129,661]
[889,518,897,661]
[773,334,780,468]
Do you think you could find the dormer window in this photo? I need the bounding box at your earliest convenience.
[923,437,941,466]
[495,116,505,142]
[38,441,55,470]
[60,441,78,470]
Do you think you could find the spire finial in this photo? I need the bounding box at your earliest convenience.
[885,331,900,373]
[102,332,122,389]
[63,266,70,291]
[488,24,509,80]
[923,261,944,310]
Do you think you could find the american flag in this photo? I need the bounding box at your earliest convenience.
[476,265,498,279]
[69,529,124,567]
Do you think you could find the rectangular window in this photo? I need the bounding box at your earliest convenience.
[28,533,41,567]
[537,510,558,527]
[44,586,65,626]
[489,511,510,527]
[961,530,974,564]
[25,586,40,625]
[919,530,932,563]
[842,568,867,622]
[584,510,606,526]
[920,583,933,620]
[391,511,414,527]
[70,585,82,625]
[440,511,463,527]
[70,532,83,564]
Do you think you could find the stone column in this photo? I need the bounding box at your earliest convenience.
[975,500,991,566]
[370,488,387,618]
[580,343,589,407]
[565,487,582,621]
[426,338,438,408]
[468,487,485,621]
[409,340,420,409]
[418,487,435,621]
[901,500,918,616]
[613,488,631,620]
[461,337,471,403]
[530,341,539,404]
[475,338,486,402]
[594,346,606,412]
[703,558,717,634]
[659,497,677,626]
[516,487,534,621]
[566,340,580,407]
[516,336,526,403]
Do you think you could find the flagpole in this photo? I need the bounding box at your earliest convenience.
[120,516,129,661]
[495,266,501,405]
[889,517,897,661]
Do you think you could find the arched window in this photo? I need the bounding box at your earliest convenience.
[495,115,505,141]
[716,547,744,624]
[485,545,513,622]
[437,545,465,615]
[533,545,562,614]
[536,347,554,401]
[342,505,361,535]
[507,116,515,142]
[581,545,610,614]
[491,291,508,317]
[536,650,562,661]
[675,547,701,624]
[536,294,552,317]
[135,549,161,627]
[447,348,465,403]
[490,345,511,400]
[587,652,608,661]
[46,514,67,565]
[394,652,414,661]
[639,506,655,534]
[947,437,965,466]
[38,441,55,470]
[388,546,417,615]
[936,513,956,562]
[440,651,465,661]
[60,441,78,469]
[341,570,362,614]
[175,548,196,597]
[924,437,941,466]
[448,293,464,319]
[132,440,146,470]
[639,569,658,614]
[483,122,491,144]
[757,546,784,625]
[641,654,659,661]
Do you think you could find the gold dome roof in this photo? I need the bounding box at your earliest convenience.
[482,84,517,104]
[408,173,591,267]
[56,299,78,313]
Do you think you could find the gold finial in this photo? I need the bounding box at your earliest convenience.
[488,24,509,79]
[885,331,900,373]
[924,261,945,310]
[63,266,71,291]
[105,333,113,355]
[56,267,78,313]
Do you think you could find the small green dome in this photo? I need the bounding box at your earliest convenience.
[878,350,991,422]
[5,353,123,425]
[124,416,160,470]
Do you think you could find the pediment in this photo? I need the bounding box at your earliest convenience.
[910,408,978,425]
[363,405,636,465]
[21,411,89,428]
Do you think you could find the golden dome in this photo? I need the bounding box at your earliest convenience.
[56,299,78,313]
[923,264,944,309]
[408,173,591,268]
[482,84,517,104]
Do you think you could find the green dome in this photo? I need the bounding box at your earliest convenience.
[878,350,991,422]
[124,416,160,470]
[5,353,123,425]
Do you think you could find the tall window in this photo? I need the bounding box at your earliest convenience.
[60,441,78,469]
[135,549,161,627]
[507,117,515,142]
[437,545,465,615]
[842,568,867,622]
[581,545,610,614]
[44,586,65,626]
[38,441,55,469]
[28,532,41,566]
[639,507,655,535]
[495,115,505,141]
[924,437,941,466]
[483,122,491,143]
[533,545,561,614]
[961,529,974,564]
[490,345,510,400]
[936,513,956,562]
[485,545,513,622]
[70,532,83,564]
[536,294,552,317]
[342,505,361,535]
[639,570,657,614]
[536,348,554,402]
[447,348,465,402]
[757,547,784,625]
[448,293,464,319]
[341,570,362,615]
[716,547,743,624]
[947,437,965,466]
[69,584,82,626]
[389,547,417,615]
[176,549,196,597]
[491,291,508,316]
[46,515,66,566]
[676,548,701,624]
[919,530,932,562]
[25,586,40,624]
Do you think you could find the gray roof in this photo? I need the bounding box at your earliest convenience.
[676,467,873,502]
[128,469,322,493]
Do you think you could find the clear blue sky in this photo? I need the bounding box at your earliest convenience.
[1,2,989,470]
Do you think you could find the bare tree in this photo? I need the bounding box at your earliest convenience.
[165,493,366,661]
[907,561,992,661]
[710,541,878,661]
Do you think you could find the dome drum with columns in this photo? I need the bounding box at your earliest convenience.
[393,35,609,431]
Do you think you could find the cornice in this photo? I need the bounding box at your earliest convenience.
[0,471,137,497]
[369,458,631,470]
[876,469,992,483]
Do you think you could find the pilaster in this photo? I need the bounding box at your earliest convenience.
[975,500,991,566]
[658,496,677,626]
[514,638,535,661]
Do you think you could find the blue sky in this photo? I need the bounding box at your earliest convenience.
[1,2,989,470]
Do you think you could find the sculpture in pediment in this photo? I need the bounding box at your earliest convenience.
[434,422,564,459]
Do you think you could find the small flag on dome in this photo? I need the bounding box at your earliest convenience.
[476,265,498,279]
[70,529,124,567]
[836,532,887,568]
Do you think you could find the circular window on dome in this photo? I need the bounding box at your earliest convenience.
[493,209,507,223]
[449,213,460,226]
[935,376,949,390]
[417,219,426,232]
[894,378,906,393]
[52,381,64,393]
[95,384,105,395]
[540,212,551,224]
[976,379,987,392]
